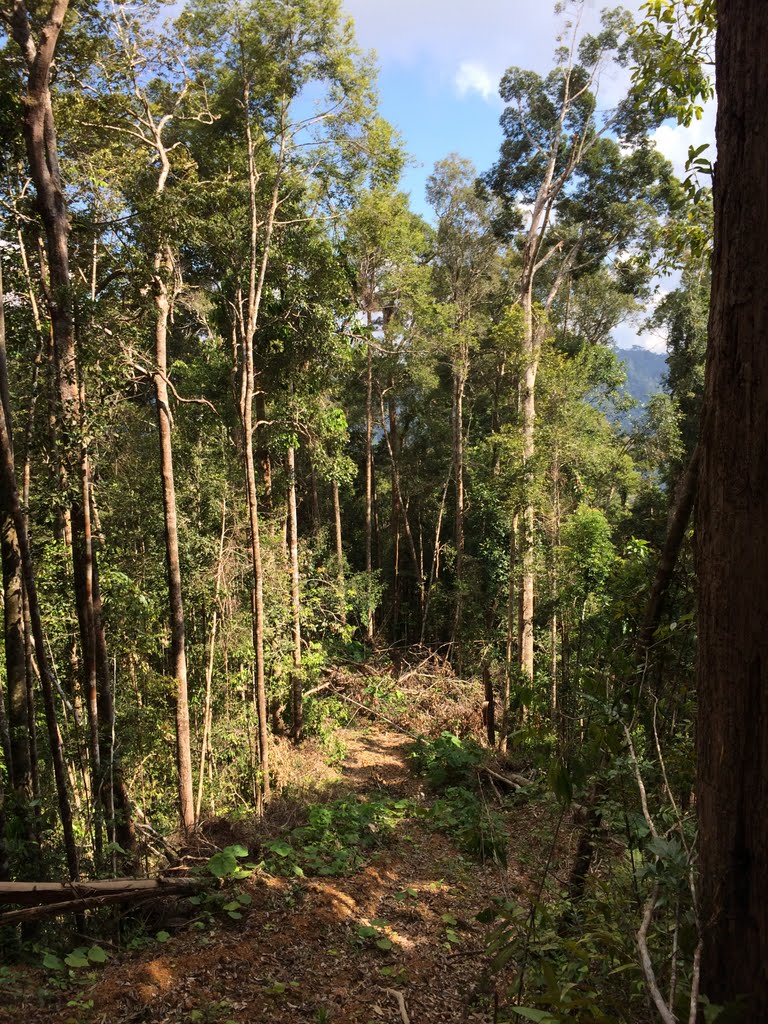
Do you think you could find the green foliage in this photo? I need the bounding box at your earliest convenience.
[410,732,485,790]
[426,786,508,866]
[206,843,251,879]
[261,795,415,877]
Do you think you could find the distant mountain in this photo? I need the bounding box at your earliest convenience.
[617,345,667,412]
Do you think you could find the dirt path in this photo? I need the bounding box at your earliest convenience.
[2,729,566,1024]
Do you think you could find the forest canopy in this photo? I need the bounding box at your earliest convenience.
[2,0,762,1021]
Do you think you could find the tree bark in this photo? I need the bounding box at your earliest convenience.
[451,352,467,655]
[286,444,303,740]
[500,517,517,754]
[196,497,226,820]
[696,2,768,1012]
[152,256,194,833]
[0,260,37,872]
[637,443,700,655]
[332,479,347,626]
[365,331,374,642]
[0,367,78,880]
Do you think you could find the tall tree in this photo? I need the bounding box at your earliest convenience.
[696,0,768,1011]
[485,1,674,685]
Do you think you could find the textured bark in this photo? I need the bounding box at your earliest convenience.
[0,370,78,880]
[696,1,768,1011]
[0,261,34,858]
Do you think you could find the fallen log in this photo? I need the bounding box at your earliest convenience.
[0,877,200,908]
[0,884,199,926]
[480,765,533,791]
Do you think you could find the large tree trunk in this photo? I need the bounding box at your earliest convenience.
[152,260,194,834]
[0,261,37,871]
[696,2,768,1012]
[0,365,78,880]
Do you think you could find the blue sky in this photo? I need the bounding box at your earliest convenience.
[340,0,716,352]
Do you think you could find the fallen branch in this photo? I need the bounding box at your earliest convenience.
[328,687,418,738]
[386,988,411,1024]
[480,765,532,790]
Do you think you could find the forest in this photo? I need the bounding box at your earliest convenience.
[0,0,764,1021]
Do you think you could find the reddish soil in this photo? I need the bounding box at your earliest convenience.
[0,729,571,1024]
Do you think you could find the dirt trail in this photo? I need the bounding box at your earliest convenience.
[2,729,565,1024]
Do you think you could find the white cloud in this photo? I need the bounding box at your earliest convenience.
[454,61,498,103]
[341,0,631,79]
[652,100,716,178]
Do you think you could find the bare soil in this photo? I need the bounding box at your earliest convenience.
[0,728,572,1024]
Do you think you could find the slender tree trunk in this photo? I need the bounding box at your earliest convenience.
[236,82,286,804]
[365,331,374,642]
[637,443,700,655]
[332,479,347,626]
[518,286,537,682]
[696,3,768,1011]
[286,445,303,740]
[380,390,424,628]
[482,664,496,747]
[196,497,226,820]
[550,452,561,720]
[309,464,320,536]
[255,391,272,508]
[73,454,102,863]
[451,353,467,654]
[500,517,518,754]
[420,469,451,647]
[152,257,194,833]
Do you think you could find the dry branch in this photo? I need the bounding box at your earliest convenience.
[480,765,532,790]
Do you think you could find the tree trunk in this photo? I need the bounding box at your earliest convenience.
[196,497,226,820]
[637,443,700,655]
[255,391,272,508]
[696,2,768,1012]
[0,260,37,871]
[451,354,467,655]
[500,517,517,754]
[152,259,194,834]
[518,287,537,682]
[286,445,303,740]
[332,479,347,626]
[482,664,496,747]
[0,370,78,880]
[365,334,374,642]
